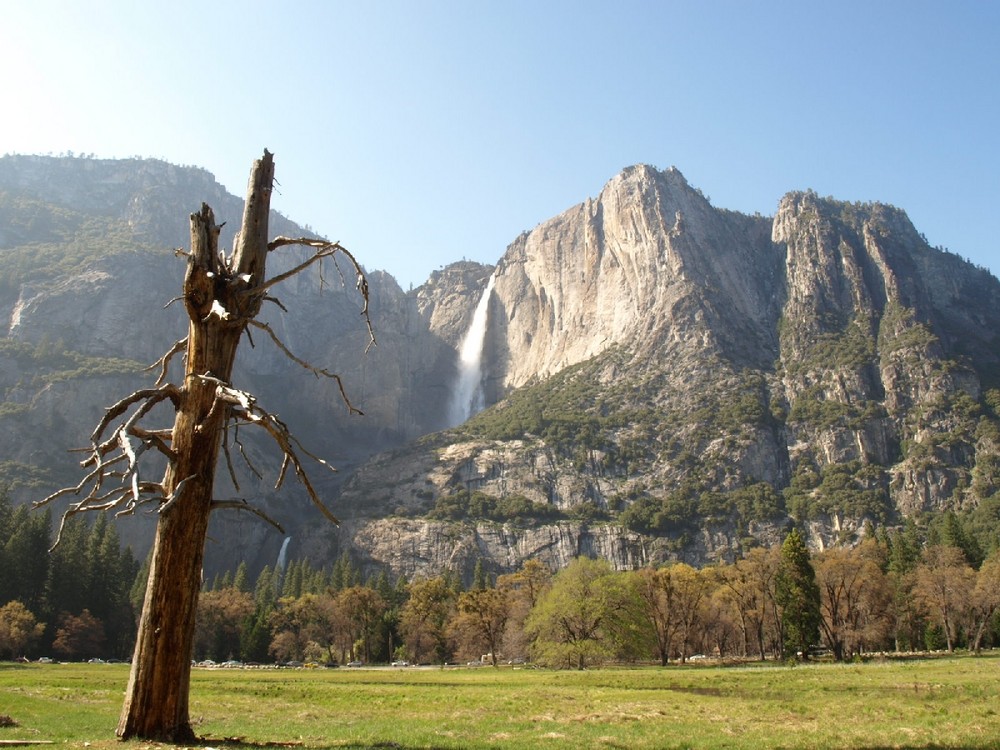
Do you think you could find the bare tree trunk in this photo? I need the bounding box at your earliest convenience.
[36,149,370,740]
[117,155,276,740]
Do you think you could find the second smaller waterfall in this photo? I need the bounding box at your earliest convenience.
[447,273,496,427]
[275,536,291,573]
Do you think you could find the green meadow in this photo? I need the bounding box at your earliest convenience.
[2,654,999,749]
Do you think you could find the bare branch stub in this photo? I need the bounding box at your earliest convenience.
[146,338,188,386]
[231,421,263,481]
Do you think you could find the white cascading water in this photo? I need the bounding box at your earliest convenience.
[275,536,291,573]
[447,273,496,427]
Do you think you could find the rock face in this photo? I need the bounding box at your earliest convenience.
[487,166,781,388]
[0,155,465,563]
[2,155,999,581]
[350,518,651,581]
[338,167,1000,580]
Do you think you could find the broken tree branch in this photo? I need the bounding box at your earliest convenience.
[146,338,188,386]
[88,384,181,452]
[188,373,340,524]
[210,498,285,534]
[262,236,376,353]
[221,423,241,492]
[248,319,364,415]
[156,475,197,516]
[231,421,263,481]
[35,381,184,545]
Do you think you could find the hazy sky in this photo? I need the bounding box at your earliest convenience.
[2,1,998,288]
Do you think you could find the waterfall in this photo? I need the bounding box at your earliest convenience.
[447,273,496,427]
[275,536,291,573]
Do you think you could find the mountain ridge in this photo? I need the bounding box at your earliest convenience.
[1,154,998,582]
[334,162,1000,579]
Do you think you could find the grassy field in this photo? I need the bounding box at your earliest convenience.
[2,654,1000,749]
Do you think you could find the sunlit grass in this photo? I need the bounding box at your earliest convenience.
[2,654,1000,749]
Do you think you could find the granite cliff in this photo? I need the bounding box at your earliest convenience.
[2,155,998,581]
[331,166,1000,581]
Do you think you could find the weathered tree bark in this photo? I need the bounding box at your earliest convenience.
[116,154,277,740]
[36,150,371,741]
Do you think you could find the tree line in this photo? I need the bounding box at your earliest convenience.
[0,493,140,660]
[3,492,1000,666]
[191,522,1000,668]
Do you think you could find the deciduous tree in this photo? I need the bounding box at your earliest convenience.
[497,559,551,662]
[634,564,710,665]
[0,600,44,659]
[670,563,711,663]
[194,588,254,661]
[912,545,975,653]
[448,586,509,665]
[634,566,680,666]
[969,550,1000,653]
[268,593,337,663]
[1,505,50,614]
[336,586,386,664]
[52,608,106,660]
[718,546,780,659]
[525,557,641,669]
[701,582,738,658]
[815,540,891,660]
[399,576,456,664]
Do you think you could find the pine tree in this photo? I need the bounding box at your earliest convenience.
[373,570,393,603]
[5,506,51,615]
[85,515,113,618]
[775,529,821,659]
[442,567,463,593]
[887,519,922,576]
[473,558,489,590]
[240,607,272,663]
[302,564,322,595]
[0,490,12,539]
[86,517,139,658]
[0,490,13,605]
[283,560,308,599]
[393,574,409,610]
[129,553,151,617]
[330,552,357,592]
[233,562,250,593]
[935,511,983,567]
[369,569,398,663]
[254,566,277,611]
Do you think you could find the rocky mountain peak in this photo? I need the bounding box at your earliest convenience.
[487,164,781,390]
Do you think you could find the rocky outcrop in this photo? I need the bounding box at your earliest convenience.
[348,518,650,581]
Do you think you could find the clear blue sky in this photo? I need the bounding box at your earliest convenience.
[2,1,998,289]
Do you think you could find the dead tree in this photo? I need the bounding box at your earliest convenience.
[36,150,373,741]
